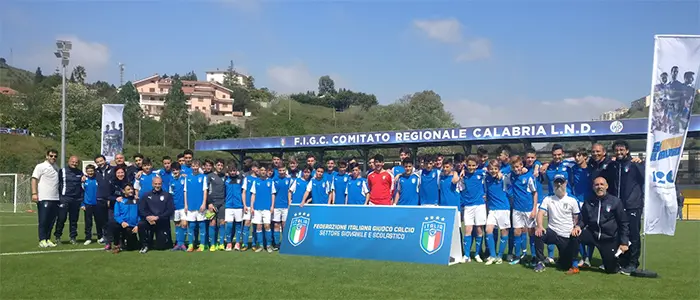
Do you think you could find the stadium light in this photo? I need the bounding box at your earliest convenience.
[55,40,71,168]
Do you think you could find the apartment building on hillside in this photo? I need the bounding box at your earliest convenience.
[134,74,243,123]
[205,69,248,86]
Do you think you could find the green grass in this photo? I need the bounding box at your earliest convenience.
[0,212,698,299]
[0,64,34,89]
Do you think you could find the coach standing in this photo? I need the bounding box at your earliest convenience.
[578,177,629,274]
[55,155,85,245]
[31,149,60,248]
[610,140,645,276]
[137,177,174,253]
[93,155,113,244]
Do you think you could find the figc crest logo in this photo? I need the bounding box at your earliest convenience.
[288,212,310,247]
[419,216,446,255]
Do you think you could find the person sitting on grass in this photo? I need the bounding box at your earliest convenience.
[110,184,141,254]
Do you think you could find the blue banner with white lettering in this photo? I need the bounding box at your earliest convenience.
[280,204,460,265]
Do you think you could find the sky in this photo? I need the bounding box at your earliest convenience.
[1,0,699,127]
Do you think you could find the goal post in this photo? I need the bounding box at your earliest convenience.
[0,173,34,213]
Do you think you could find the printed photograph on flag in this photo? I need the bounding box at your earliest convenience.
[101,104,125,162]
[645,35,700,236]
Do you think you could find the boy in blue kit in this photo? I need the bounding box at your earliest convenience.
[250,165,276,253]
[392,147,411,177]
[461,156,487,263]
[394,159,420,206]
[419,155,440,206]
[484,160,511,265]
[508,156,538,265]
[240,163,259,251]
[572,148,593,267]
[544,144,575,196]
[346,164,369,205]
[158,156,173,189]
[134,158,158,200]
[332,161,350,205]
[169,163,188,251]
[302,166,333,205]
[525,148,553,263]
[289,168,312,205]
[438,160,461,208]
[185,160,208,252]
[82,165,99,245]
[224,164,244,251]
[110,184,140,253]
[272,166,291,250]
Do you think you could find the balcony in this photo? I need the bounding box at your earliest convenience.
[140,99,165,106]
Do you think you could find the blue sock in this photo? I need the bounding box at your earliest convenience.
[234,222,241,244]
[475,236,483,257]
[218,223,226,245]
[513,235,522,258]
[242,225,250,246]
[521,233,528,255]
[198,221,207,246]
[225,222,233,243]
[208,223,216,246]
[586,245,595,259]
[530,235,536,256]
[547,244,555,258]
[486,233,496,258]
[498,235,508,258]
[187,222,196,246]
[264,229,272,248]
[174,226,183,246]
[274,230,281,246]
[579,244,586,259]
[256,230,263,247]
[464,235,473,256]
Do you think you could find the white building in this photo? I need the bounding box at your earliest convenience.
[205,69,248,86]
[599,107,629,121]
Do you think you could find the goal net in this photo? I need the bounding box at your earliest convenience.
[0,173,35,213]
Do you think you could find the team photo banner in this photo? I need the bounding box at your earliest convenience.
[280,204,462,265]
[101,104,125,162]
[644,35,700,236]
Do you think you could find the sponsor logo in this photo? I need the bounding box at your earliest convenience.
[419,216,446,255]
[288,212,310,247]
[610,121,624,133]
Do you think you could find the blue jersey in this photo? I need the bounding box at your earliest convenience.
[135,172,158,200]
[290,177,310,205]
[545,161,574,195]
[572,164,592,203]
[525,160,546,203]
[461,170,486,207]
[439,173,461,207]
[323,170,338,185]
[251,178,276,210]
[419,169,440,205]
[243,175,258,207]
[396,174,420,206]
[485,174,510,211]
[500,163,512,175]
[82,177,98,206]
[181,165,193,176]
[307,177,331,204]
[169,176,187,210]
[346,177,369,205]
[185,173,208,209]
[158,168,173,190]
[509,173,537,212]
[274,177,292,209]
[224,176,243,209]
[392,165,405,177]
[332,173,350,205]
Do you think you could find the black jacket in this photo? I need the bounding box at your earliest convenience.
[108,178,129,205]
[59,167,84,201]
[139,189,174,220]
[126,165,141,185]
[94,165,113,199]
[588,156,616,193]
[611,157,645,210]
[579,193,630,245]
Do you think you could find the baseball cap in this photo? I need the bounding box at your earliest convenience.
[553,174,567,183]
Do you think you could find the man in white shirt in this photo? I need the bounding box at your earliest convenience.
[533,174,581,275]
[31,149,61,248]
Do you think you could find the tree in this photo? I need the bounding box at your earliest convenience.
[116,82,143,145]
[230,85,251,111]
[34,67,45,84]
[0,58,6,65]
[204,122,241,140]
[71,65,87,84]
[181,71,198,81]
[318,75,336,97]
[161,77,188,148]
[246,75,255,90]
[396,90,456,129]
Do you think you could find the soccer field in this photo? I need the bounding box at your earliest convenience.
[0,212,698,300]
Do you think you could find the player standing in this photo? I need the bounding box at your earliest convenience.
[484,160,511,265]
[367,155,393,205]
[302,166,333,205]
[394,159,420,206]
[169,163,188,251]
[419,155,440,206]
[332,161,350,205]
[346,164,370,205]
[273,166,291,250]
[289,167,312,205]
[461,155,487,263]
[240,163,259,251]
[223,164,244,251]
[250,165,276,253]
[507,156,538,265]
[206,159,227,252]
[185,160,208,252]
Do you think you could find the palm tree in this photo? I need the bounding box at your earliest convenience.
[72,65,86,84]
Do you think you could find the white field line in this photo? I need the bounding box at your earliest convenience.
[0,248,103,256]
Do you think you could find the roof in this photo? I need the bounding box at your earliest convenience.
[0,86,18,95]
[132,74,160,85]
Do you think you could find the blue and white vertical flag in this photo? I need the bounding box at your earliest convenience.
[101,104,125,163]
[644,35,700,236]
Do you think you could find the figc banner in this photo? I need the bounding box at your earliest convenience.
[644,35,700,235]
[280,204,462,265]
[101,104,125,163]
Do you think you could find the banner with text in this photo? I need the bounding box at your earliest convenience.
[645,35,700,236]
[101,104,125,163]
[280,204,462,265]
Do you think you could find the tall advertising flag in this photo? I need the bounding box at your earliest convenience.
[101,104,125,163]
[645,35,700,236]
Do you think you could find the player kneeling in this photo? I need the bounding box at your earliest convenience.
[110,184,141,253]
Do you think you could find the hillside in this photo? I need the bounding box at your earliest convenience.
[0,60,34,89]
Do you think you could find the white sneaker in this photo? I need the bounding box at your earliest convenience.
[46,240,57,247]
[485,257,496,265]
[462,256,471,263]
[474,255,483,263]
[495,258,503,265]
[84,240,92,246]
[266,247,273,253]
[97,238,105,244]
[599,264,606,270]
[583,258,591,268]
[39,240,48,248]
[546,257,555,265]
